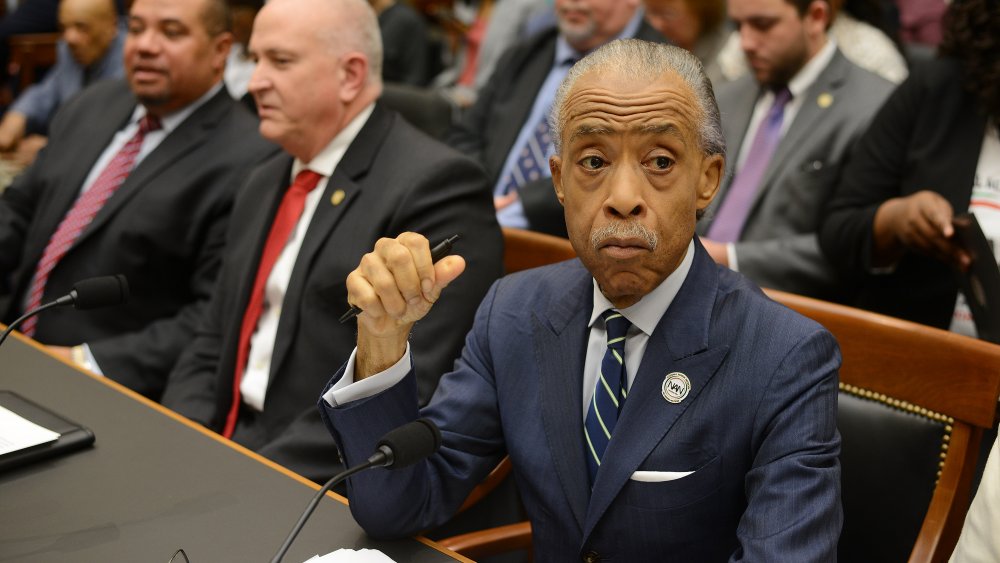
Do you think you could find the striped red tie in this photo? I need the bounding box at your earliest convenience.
[21,115,162,338]
[222,169,324,439]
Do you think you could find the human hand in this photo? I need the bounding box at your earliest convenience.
[874,191,970,270]
[46,345,74,363]
[494,191,518,211]
[346,232,465,377]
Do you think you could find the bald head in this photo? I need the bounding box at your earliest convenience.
[59,0,119,67]
[249,0,384,161]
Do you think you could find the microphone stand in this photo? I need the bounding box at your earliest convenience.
[269,450,390,563]
[0,299,72,347]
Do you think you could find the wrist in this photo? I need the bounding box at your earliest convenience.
[356,325,411,380]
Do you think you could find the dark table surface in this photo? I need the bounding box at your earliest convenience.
[0,333,465,563]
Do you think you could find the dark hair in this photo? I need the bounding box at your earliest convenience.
[785,0,826,15]
[939,0,1000,120]
[201,0,232,35]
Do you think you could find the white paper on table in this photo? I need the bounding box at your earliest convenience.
[303,548,397,562]
[0,405,60,455]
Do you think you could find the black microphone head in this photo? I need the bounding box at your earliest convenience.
[375,418,442,470]
[71,275,129,310]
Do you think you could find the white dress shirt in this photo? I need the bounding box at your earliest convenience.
[239,103,376,412]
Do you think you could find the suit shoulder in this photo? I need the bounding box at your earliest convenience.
[492,260,589,306]
[713,266,831,345]
[382,111,486,174]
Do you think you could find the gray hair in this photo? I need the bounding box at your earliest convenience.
[318,0,383,82]
[549,39,725,160]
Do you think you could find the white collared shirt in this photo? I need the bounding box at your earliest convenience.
[323,240,697,419]
[240,103,376,411]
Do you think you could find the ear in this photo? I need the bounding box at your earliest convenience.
[549,154,566,206]
[211,31,234,74]
[339,52,369,104]
[805,0,831,33]
[696,154,723,211]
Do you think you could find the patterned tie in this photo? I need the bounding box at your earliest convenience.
[21,114,162,338]
[497,57,576,196]
[584,309,632,485]
[222,169,324,439]
[707,87,793,242]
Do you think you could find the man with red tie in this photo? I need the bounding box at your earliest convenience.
[160,0,502,483]
[0,0,275,398]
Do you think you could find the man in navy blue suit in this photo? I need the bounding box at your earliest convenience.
[320,39,842,561]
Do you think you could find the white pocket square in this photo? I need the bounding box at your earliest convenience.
[629,470,694,482]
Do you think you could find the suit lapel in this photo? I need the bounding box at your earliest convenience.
[583,241,730,539]
[537,262,594,533]
[73,89,232,250]
[267,104,393,381]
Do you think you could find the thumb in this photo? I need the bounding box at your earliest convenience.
[431,255,466,300]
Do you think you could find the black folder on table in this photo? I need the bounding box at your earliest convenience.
[952,213,1000,343]
[0,390,95,472]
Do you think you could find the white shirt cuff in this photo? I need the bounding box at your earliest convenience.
[79,343,104,376]
[726,243,739,272]
[322,343,412,407]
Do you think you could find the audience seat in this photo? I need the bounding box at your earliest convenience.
[767,289,1000,563]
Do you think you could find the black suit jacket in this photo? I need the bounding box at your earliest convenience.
[161,104,504,483]
[0,80,277,397]
[819,58,989,328]
[447,22,666,236]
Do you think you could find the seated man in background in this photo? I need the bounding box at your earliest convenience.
[697,0,893,301]
[322,39,841,560]
[0,0,276,398]
[0,0,125,166]
[161,0,502,483]
[447,0,664,237]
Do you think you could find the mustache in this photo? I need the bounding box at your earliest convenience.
[590,221,658,251]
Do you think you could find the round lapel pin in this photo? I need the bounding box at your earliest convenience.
[661,372,691,404]
[817,93,833,109]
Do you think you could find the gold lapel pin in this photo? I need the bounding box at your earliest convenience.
[817,93,833,109]
[330,189,346,206]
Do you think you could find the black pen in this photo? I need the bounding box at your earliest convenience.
[338,235,462,323]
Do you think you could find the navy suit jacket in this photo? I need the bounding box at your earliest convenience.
[321,239,842,561]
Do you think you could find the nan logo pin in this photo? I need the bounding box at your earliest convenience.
[661,372,691,404]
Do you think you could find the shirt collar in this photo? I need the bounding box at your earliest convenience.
[787,39,837,99]
[129,81,225,134]
[589,238,695,336]
[292,102,375,178]
[554,7,645,65]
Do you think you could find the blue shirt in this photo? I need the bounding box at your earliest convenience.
[11,23,126,134]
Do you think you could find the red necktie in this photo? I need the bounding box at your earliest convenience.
[222,169,324,439]
[21,115,162,338]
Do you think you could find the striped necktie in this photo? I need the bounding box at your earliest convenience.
[21,114,162,338]
[584,309,631,485]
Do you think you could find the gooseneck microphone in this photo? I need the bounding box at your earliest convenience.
[0,275,129,347]
[270,418,442,563]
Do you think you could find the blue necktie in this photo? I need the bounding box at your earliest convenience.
[707,87,792,242]
[584,309,632,485]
